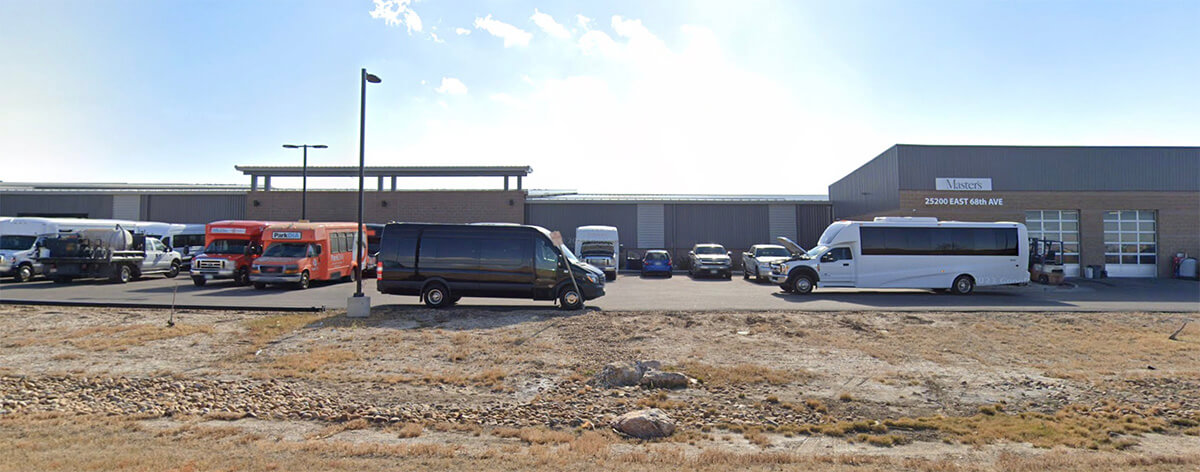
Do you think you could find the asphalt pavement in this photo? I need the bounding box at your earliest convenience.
[2,272,1197,313]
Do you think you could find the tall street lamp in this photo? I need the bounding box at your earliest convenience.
[349,68,381,318]
[282,143,327,220]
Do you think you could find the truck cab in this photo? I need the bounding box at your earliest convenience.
[575,225,620,281]
[189,220,272,286]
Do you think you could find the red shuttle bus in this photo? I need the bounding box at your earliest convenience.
[250,222,365,289]
[190,220,273,286]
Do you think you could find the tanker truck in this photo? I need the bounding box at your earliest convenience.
[37,226,182,283]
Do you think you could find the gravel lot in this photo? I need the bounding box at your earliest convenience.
[1,304,1199,471]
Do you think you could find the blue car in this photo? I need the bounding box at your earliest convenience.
[640,250,673,277]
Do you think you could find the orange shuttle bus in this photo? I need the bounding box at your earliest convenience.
[250,222,366,289]
[190,220,274,286]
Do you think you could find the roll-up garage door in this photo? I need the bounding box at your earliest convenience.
[1103,210,1157,278]
[1025,210,1080,277]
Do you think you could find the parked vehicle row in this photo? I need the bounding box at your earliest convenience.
[0,217,203,282]
[39,227,182,283]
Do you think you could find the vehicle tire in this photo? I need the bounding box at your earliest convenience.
[723,271,732,280]
[640,270,646,278]
[165,261,180,278]
[234,268,251,286]
[951,275,975,295]
[606,271,616,282]
[295,271,310,290]
[14,264,34,283]
[743,268,749,280]
[1037,274,1049,285]
[422,283,451,308]
[253,282,267,290]
[789,273,814,294]
[192,276,207,287]
[112,264,132,284]
[558,286,583,310]
[666,272,672,278]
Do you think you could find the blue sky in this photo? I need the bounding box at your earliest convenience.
[1,0,1196,193]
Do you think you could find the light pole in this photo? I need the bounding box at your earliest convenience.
[282,144,327,220]
[348,68,381,318]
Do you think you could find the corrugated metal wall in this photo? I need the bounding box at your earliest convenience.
[667,204,769,254]
[896,145,1200,191]
[796,204,833,248]
[636,204,665,248]
[141,194,247,223]
[768,205,798,242]
[0,194,114,218]
[828,146,900,219]
[525,203,639,248]
[111,195,141,219]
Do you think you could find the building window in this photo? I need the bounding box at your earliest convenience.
[1025,210,1080,275]
[1103,210,1157,277]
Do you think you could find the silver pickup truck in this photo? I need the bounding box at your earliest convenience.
[742,238,805,281]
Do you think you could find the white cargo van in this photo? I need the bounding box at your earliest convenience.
[575,225,619,281]
[768,217,1028,295]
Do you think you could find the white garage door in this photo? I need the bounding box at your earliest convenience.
[1104,210,1157,278]
[1025,210,1080,277]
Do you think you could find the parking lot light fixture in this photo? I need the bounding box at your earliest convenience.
[282,144,328,220]
[349,68,380,318]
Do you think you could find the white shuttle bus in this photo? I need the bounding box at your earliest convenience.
[768,217,1028,295]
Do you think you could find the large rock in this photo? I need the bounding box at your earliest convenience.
[639,369,690,389]
[593,361,662,388]
[611,408,676,439]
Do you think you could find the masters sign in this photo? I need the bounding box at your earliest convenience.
[935,178,992,191]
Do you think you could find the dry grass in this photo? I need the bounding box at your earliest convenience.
[8,323,214,352]
[395,422,423,438]
[682,362,805,387]
[257,347,359,378]
[2,414,1198,472]
[242,313,327,352]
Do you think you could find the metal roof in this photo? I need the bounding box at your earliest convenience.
[234,165,532,178]
[526,192,829,204]
[0,182,249,194]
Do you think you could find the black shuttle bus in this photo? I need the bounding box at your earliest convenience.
[375,223,605,309]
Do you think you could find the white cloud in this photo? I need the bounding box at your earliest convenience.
[382,17,882,194]
[455,27,471,36]
[435,77,468,95]
[474,15,532,47]
[576,14,592,30]
[369,0,422,34]
[530,9,571,39]
[430,32,444,43]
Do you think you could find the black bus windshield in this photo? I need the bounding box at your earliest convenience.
[263,243,308,258]
[205,239,249,255]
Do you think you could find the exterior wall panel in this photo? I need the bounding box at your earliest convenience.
[829,147,900,219]
[768,204,798,242]
[525,203,638,249]
[896,145,1200,192]
[249,190,527,226]
[0,194,114,218]
[636,204,665,248]
[143,194,246,223]
[796,204,834,249]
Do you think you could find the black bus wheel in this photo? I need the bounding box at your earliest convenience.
[422,283,451,308]
[558,286,583,310]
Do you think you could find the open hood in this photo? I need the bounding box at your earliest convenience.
[776,236,806,255]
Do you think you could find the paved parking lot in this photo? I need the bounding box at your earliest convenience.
[1,272,1196,312]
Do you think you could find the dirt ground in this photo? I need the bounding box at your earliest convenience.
[0,304,1198,471]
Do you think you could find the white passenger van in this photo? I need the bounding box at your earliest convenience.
[0,217,144,282]
[768,217,1028,295]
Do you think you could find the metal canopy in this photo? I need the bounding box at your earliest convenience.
[235,165,532,191]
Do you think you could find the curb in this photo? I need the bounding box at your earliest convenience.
[0,299,326,312]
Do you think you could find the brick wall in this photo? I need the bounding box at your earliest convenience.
[838,191,1200,278]
[245,190,526,225]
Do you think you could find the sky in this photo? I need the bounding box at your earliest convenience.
[1,0,1196,194]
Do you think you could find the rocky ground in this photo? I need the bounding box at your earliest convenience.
[0,304,1198,471]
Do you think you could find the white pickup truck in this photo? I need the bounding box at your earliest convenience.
[741,242,799,282]
[39,228,183,283]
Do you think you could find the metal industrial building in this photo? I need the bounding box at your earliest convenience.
[830,145,1200,278]
[4,144,1197,278]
